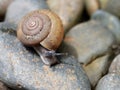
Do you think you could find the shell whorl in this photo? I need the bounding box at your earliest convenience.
[18,11,51,45]
[17,10,64,50]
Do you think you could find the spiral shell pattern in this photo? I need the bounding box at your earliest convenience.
[17,10,64,50]
[17,10,51,45]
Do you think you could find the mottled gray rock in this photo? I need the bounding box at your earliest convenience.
[83,54,112,87]
[0,30,91,90]
[96,74,120,90]
[109,54,120,74]
[63,20,116,65]
[0,0,49,30]
[92,10,120,43]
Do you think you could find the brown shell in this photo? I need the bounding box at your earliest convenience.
[17,10,64,50]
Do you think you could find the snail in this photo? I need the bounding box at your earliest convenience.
[0,0,48,30]
[17,10,65,66]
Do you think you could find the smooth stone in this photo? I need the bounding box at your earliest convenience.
[83,54,112,87]
[0,30,91,90]
[85,0,99,16]
[47,0,84,32]
[0,82,9,90]
[0,0,13,16]
[0,0,49,30]
[92,10,120,43]
[109,54,120,74]
[99,0,120,18]
[63,20,115,65]
[96,73,120,90]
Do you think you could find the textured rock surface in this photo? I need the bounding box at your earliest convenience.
[0,30,91,90]
[109,54,120,74]
[96,74,120,90]
[47,0,84,32]
[92,10,120,43]
[0,0,49,30]
[83,54,112,87]
[63,20,115,65]
[99,0,120,18]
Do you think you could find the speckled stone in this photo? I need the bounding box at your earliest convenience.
[92,10,120,43]
[0,0,49,30]
[0,30,91,90]
[47,0,84,32]
[96,73,120,90]
[83,54,112,87]
[63,20,115,65]
[109,54,120,74]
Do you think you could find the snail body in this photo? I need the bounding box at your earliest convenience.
[0,0,49,30]
[17,10,64,65]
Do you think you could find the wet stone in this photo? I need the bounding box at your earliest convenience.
[47,0,84,32]
[63,20,115,65]
[0,30,91,90]
[96,73,120,90]
[83,54,112,87]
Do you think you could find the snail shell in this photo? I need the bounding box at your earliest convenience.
[17,10,64,50]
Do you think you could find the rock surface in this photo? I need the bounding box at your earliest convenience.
[109,54,120,74]
[92,10,120,43]
[63,20,115,65]
[99,0,120,18]
[0,0,49,30]
[85,0,99,15]
[47,0,84,32]
[96,74,120,90]
[0,29,91,90]
[0,82,9,90]
[83,54,112,87]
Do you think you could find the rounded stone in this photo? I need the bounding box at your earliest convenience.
[109,54,120,74]
[96,73,120,90]
[47,0,84,32]
[0,30,91,90]
[83,54,111,87]
[99,0,120,18]
[63,20,115,65]
[0,0,49,30]
[92,10,120,43]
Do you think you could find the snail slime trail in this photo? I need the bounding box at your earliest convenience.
[17,10,64,66]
